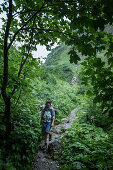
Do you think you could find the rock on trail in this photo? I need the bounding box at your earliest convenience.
[33,108,77,170]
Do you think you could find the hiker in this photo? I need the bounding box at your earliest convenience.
[40,99,55,148]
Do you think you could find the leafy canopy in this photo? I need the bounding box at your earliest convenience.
[1,0,113,62]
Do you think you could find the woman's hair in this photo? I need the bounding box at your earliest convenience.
[46,99,51,104]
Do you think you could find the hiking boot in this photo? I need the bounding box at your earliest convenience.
[49,133,52,141]
[41,142,47,149]
[43,143,48,153]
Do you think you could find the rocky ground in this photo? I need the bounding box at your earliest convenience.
[33,108,77,170]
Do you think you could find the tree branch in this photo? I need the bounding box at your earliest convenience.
[21,26,77,38]
[14,86,23,108]
[13,9,50,18]
[11,16,36,96]
[8,4,45,50]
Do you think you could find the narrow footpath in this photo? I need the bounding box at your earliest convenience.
[33,108,77,170]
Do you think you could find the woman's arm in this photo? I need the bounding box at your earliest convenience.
[51,118,55,127]
[51,109,55,126]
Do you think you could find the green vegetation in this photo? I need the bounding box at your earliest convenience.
[60,93,113,170]
[60,123,113,170]
[45,43,75,82]
[0,43,77,169]
[1,0,113,169]
[0,45,43,169]
[59,52,113,169]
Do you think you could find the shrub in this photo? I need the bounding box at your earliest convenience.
[60,123,113,170]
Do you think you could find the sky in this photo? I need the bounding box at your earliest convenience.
[32,44,57,62]
[32,45,51,59]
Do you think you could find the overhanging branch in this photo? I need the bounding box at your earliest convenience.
[11,16,36,96]
[13,9,50,18]
[21,27,74,37]
[8,4,45,50]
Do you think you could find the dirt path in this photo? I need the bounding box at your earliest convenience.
[33,108,77,170]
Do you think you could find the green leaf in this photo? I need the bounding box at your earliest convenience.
[68,49,80,64]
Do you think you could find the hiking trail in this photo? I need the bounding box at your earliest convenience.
[33,108,77,170]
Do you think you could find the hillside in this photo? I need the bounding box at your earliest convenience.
[37,43,77,119]
[45,43,70,66]
[45,43,76,83]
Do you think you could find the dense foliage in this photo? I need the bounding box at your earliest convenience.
[1,0,113,169]
[60,92,113,170]
[45,43,76,82]
[60,123,113,170]
[0,44,43,169]
[59,50,113,169]
[0,43,77,169]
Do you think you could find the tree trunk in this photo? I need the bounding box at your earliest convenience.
[4,97,11,137]
[2,0,12,139]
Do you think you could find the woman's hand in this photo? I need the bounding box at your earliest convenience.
[51,119,55,127]
[51,122,54,127]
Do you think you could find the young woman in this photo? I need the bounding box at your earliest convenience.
[40,100,55,148]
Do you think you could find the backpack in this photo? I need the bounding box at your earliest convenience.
[51,105,58,114]
[40,104,58,114]
[42,107,53,122]
[42,104,58,121]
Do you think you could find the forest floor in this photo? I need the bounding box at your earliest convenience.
[33,108,77,170]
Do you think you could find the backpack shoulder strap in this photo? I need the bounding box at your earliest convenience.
[42,106,46,117]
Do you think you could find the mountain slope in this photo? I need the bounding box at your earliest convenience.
[45,43,76,83]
